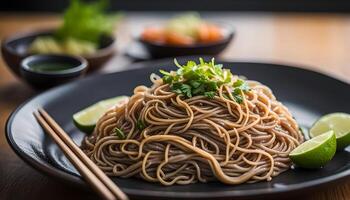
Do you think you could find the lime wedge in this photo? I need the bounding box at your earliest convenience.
[310,113,350,149]
[73,96,129,133]
[289,130,336,169]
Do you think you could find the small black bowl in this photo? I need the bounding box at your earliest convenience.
[20,54,88,90]
[138,24,234,58]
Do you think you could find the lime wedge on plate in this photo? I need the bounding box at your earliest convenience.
[73,96,129,133]
[310,113,350,149]
[289,130,336,169]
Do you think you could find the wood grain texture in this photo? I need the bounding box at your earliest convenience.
[0,12,349,200]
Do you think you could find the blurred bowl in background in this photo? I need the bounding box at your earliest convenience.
[137,23,234,58]
[1,29,115,77]
[20,54,88,90]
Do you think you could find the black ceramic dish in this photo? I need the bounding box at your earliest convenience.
[1,29,115,77]
[6,58,350,199]
[137,24,234,59]
[20,54,88,90]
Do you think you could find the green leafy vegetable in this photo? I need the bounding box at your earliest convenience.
[113,127,125,139]
[55,0,120,44]
[28,0,122,55]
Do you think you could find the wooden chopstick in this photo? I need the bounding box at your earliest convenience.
[37,108,128,200]
[34,112,116,200]
[34,109,128,200]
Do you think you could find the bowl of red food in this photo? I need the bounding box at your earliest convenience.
[138,13,234,58]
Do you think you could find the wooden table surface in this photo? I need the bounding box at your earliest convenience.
[1,12,350,200]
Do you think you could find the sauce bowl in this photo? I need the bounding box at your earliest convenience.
[20,54,88,90]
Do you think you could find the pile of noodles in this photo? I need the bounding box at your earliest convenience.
[82,74,304,185]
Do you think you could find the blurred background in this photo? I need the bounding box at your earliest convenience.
[1,1,350,95]
[1,0,350,104]
[2,0,350,12]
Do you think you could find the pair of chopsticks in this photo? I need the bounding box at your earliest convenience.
[34,108,128,200]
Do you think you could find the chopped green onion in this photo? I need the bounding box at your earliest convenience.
[136,119,146,131]
[113,127,125,139]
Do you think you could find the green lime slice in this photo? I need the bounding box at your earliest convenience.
[289,130,336,169]
[73,96,129,133]
[310,113,350,149]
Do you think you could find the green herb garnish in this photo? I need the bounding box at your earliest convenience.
[204,91,216,99]
[55,0,121,44]
[231,79,251,104]
[113,127,126,139]
[136,119,146,131]
[160,58,234,98]
[159,58,250,101]
[232,88,243,104]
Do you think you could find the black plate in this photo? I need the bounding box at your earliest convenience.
[6,58,350,199]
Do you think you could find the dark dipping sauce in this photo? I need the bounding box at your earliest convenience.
[29,62,74,73]
[22,54,87,74]
[20,54,88,89]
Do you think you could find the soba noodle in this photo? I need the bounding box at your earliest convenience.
[82,61,304,185]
